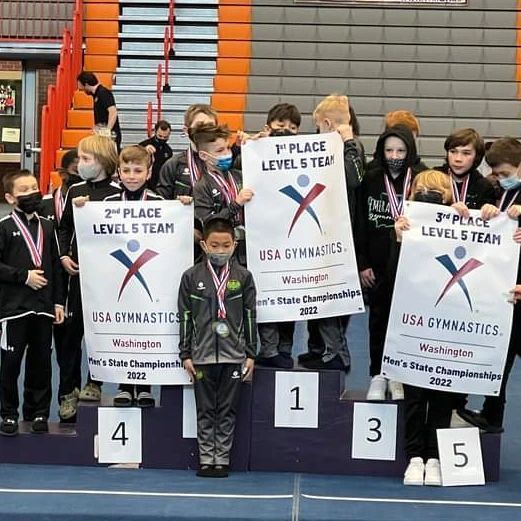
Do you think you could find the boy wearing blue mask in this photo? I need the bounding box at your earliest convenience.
[192,123,253,266]
[178,217,257,478]
[456,137,521,433]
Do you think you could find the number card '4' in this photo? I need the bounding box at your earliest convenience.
[98,408,142,464]
[352,403,398,461]
[274,372,319,428]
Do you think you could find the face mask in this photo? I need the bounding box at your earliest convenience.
[214,154,233,172]
[207,252,233,267]
[414,190,444,204]
[499,176,521,191]
[270,128,295,137]
[17,191,42,214]
[386,158,406,172]
[78,162,102,181]
[153,136,168,145]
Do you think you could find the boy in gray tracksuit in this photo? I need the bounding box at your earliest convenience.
[178,217,257,478]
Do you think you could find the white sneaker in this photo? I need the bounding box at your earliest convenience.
[366,375,387,400]
[388,380,404,400]
[424,458,442,486]
[403,457,424,486]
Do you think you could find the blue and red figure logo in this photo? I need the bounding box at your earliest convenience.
[111,239,158,301]
[279,174,326,237]
[435,246,483,310]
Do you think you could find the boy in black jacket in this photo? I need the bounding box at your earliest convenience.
[355,125,428,400]
[434,128,496,213]
[58,135,120,418]
[0,171,65,435]
[178,218,256,478]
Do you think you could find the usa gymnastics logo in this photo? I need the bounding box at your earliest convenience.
[435,246,483,310]
[279,174,326,237]
[111,239,159,301]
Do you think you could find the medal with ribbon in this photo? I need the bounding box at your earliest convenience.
[499,189,520,212]
[384,168,412,220]
[450,172,469,204]
[187,146,202,188]
[207,171,239,206]
[11,211,44,268]
[207,260,231,337]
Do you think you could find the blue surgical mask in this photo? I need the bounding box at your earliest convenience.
[215,154,233,172]
[499,175,521,191]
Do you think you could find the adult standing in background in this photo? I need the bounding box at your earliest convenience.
[139,120,173,190]
[77,72,122,151]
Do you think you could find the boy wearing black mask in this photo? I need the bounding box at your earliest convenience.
[0,171,65,435]
[139,120,173,191]
[355,125,428,401]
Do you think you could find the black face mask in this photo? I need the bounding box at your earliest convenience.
[153,136,168,145]
[270,128,295,137]
[17,191,42,214]
[414,190,444,204]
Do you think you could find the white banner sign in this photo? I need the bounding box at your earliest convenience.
[242,132,364,322]
[74,201,193,385]
[382,202,519,395]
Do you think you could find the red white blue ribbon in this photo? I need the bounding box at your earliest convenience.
[54,187,65,223]
[499,189,520,212]
[11,211,44,268]
[207,171,239,206]
[207,260,231,319]
[384,168,412,220]
[187,146,202,188]
[450,173,469,204]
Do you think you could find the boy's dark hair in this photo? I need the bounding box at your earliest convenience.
[77,72,98,86]
[155,120,171,131]
[188,123,231,151]
[3,170,36,194]
[266,103,301,128]
[203,217,235,240]
[485,137,521,168]
[184,104,218,127]
[444,128,485,167]
[349,104,360,137]
[60,149,78,171]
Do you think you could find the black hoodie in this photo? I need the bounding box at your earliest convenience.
[354,125,428,274]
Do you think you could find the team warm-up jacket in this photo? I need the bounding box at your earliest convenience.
[156,149,207,200]
[193,168,244,226]
[355,126,428,274]
[343,138,366,221]
[104,187,163,203]
[433,164,497,209]
[178,260,257,364]
[58,178,121,260]
[0,211,65,321]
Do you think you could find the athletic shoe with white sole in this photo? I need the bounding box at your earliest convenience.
[366,375,387,401]
[424,458,442,486]
[403,457,425,486]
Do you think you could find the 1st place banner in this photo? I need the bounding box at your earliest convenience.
[382,202,519,395]
[242,132,364,322]
[74,201,193,385]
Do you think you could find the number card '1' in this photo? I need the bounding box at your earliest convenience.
[98,407,142,464]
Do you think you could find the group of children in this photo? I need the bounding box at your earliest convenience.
[0,93,519,484]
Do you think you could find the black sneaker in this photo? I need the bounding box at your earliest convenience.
[297,352,322,364]
[0,418,18,436]
[136,391,155,409]
[213,464,229,478]
[196,464,216,478]
[256,354,294,369]
[300,354,350,372]
[456,409,504,434]
[31,416,49,433]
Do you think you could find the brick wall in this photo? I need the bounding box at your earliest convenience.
[0,60,22,72]
[37,67,57,138]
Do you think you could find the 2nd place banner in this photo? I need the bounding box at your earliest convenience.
[242,132,364,322]
[74,201,193,385]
